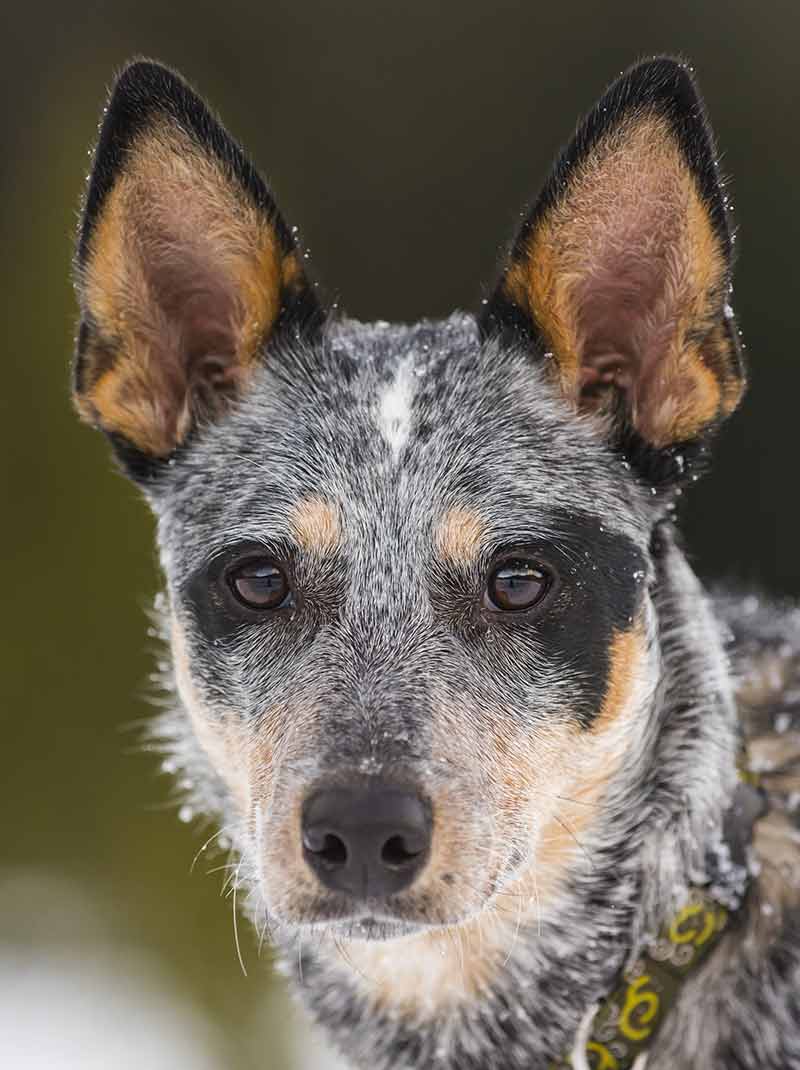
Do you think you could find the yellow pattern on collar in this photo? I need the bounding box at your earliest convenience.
[550,892,729,1070]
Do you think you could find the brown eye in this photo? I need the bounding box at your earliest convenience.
[228,559,290,610]
[485,559,551,612]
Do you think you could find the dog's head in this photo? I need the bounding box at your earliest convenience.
[73,58,745,938]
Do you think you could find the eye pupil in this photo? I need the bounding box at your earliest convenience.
[487,560,549,612]
[230,560,289,610]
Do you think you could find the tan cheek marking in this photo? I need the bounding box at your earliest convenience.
[289,497,341,554]
[321,630,650,1018]
[524,624,645,880]
[257,746,324,917]
[593,624,647,733]
[435,507,485,564]
[455,624,649,981]
[338,728,582,1017]
[338,717,598,1013]
[170,612,251,814]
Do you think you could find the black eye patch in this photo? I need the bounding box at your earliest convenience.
[434,512,649,727]
[183,540,297,641]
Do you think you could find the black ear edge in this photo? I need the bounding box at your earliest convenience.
[479,55,735,338]
[79,59,292,262]
[77,59,319,326]
[72,59,325,481]
[74,59,325,477]
[540,56,732,256]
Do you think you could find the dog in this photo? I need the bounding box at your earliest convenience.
[71,56,800,1069]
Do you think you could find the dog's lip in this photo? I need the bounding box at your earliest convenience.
[290,901,482,939]
[279,879,497,936]
[299,905,430,930]
[303,915,431,941]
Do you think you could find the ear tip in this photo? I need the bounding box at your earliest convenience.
[109,57,196,114]
[579,56,729,245]
[623,55,700,91]
[116,56,180,82]
[602,55,708,128]
[104,58,204,139]
[78,59,219,267]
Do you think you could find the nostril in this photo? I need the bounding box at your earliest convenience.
[302,784,431,897]
[381,834,423,869]
[305,832,348,869]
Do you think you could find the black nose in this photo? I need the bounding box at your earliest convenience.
[302,783,431,899]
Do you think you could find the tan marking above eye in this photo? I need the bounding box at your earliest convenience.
[289,497,341,554]
[436,507,485,564]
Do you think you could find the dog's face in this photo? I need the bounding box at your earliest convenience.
[73,59,745,937]
[158,321,656,933]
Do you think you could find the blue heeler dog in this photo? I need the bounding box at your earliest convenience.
[72,56,800,1069]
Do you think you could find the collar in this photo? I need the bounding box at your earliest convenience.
[550,778,767,1070]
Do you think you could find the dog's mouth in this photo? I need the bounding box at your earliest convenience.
[313,915,430,941]
[275,874,502,941]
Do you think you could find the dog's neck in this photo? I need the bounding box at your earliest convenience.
[278,535,743,1069]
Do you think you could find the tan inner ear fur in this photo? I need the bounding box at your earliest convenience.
[76,122,302,456]
[503,114,744,447]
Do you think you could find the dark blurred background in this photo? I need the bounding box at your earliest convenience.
[1,1,797,1067]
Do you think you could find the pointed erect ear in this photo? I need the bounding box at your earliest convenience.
[73,60,322,471]
[479,58,746,452]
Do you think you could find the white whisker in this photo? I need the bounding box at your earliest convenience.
[232,865,248,978]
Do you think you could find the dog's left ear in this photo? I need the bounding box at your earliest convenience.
[480,57,745,453]
[73,60,321,471]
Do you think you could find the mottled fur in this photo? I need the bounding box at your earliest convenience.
[71,57,800,1069]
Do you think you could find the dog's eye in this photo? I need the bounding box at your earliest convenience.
[228,559,290,610]
[484,559,551,612]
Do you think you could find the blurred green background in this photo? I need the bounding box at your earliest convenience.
[1,1,798,1067]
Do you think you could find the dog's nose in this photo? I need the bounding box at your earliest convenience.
[302,783,431,899]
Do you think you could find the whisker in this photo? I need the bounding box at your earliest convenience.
[501,878,525,968]
[454,924,466,980]
[231,452,272,477]
[254,888,272,958]
[207,861,240,879]
[330,935,371,983]
[529,788,600,810]
[232,866,248,978]
[190,825,235,873]
[552,813,596,871]
[531,869,542,939]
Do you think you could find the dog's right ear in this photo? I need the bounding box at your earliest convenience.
[74,60,321,478]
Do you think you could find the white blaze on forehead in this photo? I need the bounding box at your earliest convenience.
[378,359,415,457]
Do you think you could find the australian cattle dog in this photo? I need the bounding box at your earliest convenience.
[71,56,800,1069]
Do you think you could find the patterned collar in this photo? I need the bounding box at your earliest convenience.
[550,779,767,1070]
